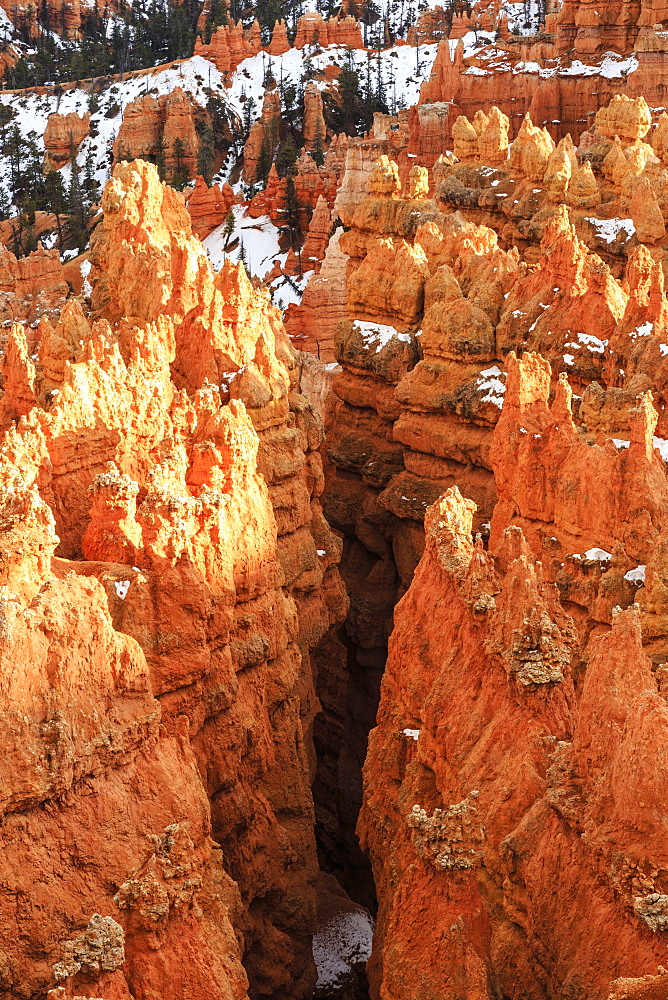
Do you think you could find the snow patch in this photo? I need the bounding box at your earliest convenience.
[630,321,654,340]
[403,728,420,740]
[584,548,612,561]
[476,365,506,408]
[114,580,131,600]
[624,565,646,583]
[80,258,92,298]
[313,911,374,992]
[353,320,411,351]
[577,332,607,354]
[584,216,635,244]
[654,436,668,462]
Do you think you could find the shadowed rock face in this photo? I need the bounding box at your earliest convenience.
[0,159,348,1000]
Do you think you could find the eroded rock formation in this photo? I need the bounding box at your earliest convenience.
[43,111,90,170]
[0,159,347,999]
[360,354,668,998]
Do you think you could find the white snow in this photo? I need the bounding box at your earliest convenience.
[563,354,574,365]
[599,52,639,78]
[353,320,411,351]
[312,911,374,991]
[403,728,420,740]
[659,344,668,356]
[513,60,541,74]
[114,580,131,599]
[80,258,92,297]
[576,332,607,354]
[269,269,313,310]
[629,320,654,340]
[476,365,506,408]
[612,438,630,449]
[654,436,668,462]
[203,206,282,278]
[584,217,635,244]
[584,548,612,561]
[624,564,646,583]
[560,59,602,77]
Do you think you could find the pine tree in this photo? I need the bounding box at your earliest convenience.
[223,208,235,249]
[83,146,100,209]
[45,170,67,249]
[276,134,299,176]
[257,133,273,187]
[171,137,190,189]
[68,147,87,250]
[281,173,300,249]
[155,131,166,180]
[238,237,250,277]
[311,120,325,167]
[196,117,215,183]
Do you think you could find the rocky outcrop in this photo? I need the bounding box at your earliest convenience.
[266,19,291,56]
[186,175,236,239]
[112,87,199,179]
[318,136,668,914]
[0,159,347,999]
[43,111,90,170]
[286,226,347,360]
[359,352,668,998]
[557,0,668,55]
[194,20,262,79]
[0,242,68,333]
[242,84,281,185]
[303,81,326,153]
[293,11,363,48]
[301,194,332,270]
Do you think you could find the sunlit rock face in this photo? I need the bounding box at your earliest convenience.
[0,159,347,1000]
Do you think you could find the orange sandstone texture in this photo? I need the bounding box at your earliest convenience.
[186,175,236,239]
[0,159,346,999]
[359,357,668,1000]
[320,140,668,924]
[43,110,90,169]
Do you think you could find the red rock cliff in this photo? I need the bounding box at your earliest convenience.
[359,354,668,998]
[0,159,347,999]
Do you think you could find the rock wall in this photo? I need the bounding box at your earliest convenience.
[43,111,90,170]
[112,87,200,178]
[318,121,668,918]
[359,351,668,998]
[0,159,347,998]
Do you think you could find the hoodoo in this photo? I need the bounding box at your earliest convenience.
[2,0,668,997]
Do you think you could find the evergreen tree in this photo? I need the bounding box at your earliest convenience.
[238,237,249,277]
[275,134,299,176]
[155,131,166,181]
[45,170,67,249]
[196,117,215,183]
[311,120,325,167]
[280,173,300,248]
[83,146,100,209]
[171,138,190,190]
[257,133,273,187]
[67,149,87,249]
[223,208,235,249]
[242,97,257,142]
